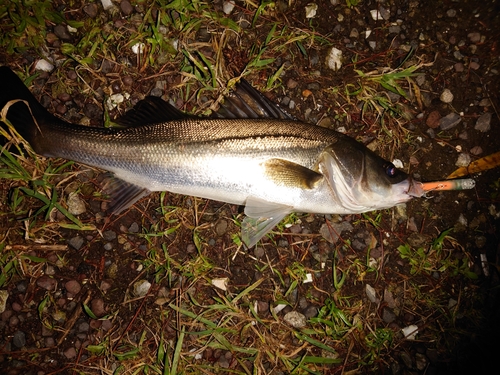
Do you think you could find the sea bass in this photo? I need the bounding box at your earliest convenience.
[0,67,474,247]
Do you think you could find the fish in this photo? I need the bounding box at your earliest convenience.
[0,66,475,247]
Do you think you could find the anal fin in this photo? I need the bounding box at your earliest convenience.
[242,196,292,248]
[102,177,151,214]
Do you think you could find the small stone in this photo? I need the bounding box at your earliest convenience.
[320,221,353,243]
[303,305,318,319]
[401,325,418,340]
[215,219,228,236]
[475,112,492,132]
[65,280,81,295]
[455,153,471,167]
[365,284,378,303]
[479,98,491,107]
[446,9,456,17]
[254,246,265,259]
[350,28,359,38]
[100,0,114,11]
[257,301,269,313]
[37,275,57,291]
[54,24,71,41]
[83,3,98,18]
[325,47,343,71]
[68,236,84,250]
[90,298,106,317]
[470,146,483,155]
[467,32,481,43]
[13,331,26,348]
[305,3,318,18]
[35,59,54,72]
[120,0,133,15]
[426,110,441,128]
[439,112,461,130]
[383,289,397,308]
[454,62,464,72]
[283,311,307,328]
[222,0,235,15]
[440,89,454,103]
[67,192,86,215]
[128,222,139,233]
[382,307,397,323]
[133,280,151,297]
[469,61,480,70]
[286,78,298,89]
[64,347,77,359]
[102,230,117,241]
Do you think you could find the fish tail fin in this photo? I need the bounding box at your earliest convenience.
[0,66,60,154]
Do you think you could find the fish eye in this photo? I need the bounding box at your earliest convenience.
[385,163,397,177]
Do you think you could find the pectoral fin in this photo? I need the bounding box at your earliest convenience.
[262,158,323,189]
[241,196,292,248]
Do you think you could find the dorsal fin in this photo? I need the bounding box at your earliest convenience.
[215,79,295,120]
[115,96,193,127]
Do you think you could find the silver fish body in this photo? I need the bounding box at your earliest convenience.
[0,67,422,247]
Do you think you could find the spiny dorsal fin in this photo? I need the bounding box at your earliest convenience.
[115,96,193,127]
[215,79,295,120]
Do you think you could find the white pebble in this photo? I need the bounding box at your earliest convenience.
[370,10,383,20]
[305,3,318,19]
[211,278,228,291]
[325,47,342,71]
[132,42,145,55]
[34,59,54,72]
[222,0,235,15]
[392,159,404,169]
[402,325,418,340]
[455,153,471,167]
[440,89,454,103]
[100,0,114,11]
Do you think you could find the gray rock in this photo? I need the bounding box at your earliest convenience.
[283,311,307,328]
[68,236,84,250]
[439,112,461,130]
[13,330,26,348]
[54,24,71,41]
[365,284,379,303]
[254,247,265,258]
[64,346,77,359]
[475,112,491,132]
[37,275,57,291]
[320,220,353,244]
[102,230,117,241]
[303,305,318,319]
[215,219,228,236]
[382,307,397,323]
[129,222,139,233]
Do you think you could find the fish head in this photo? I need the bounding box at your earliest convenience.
[321,137,424,213]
